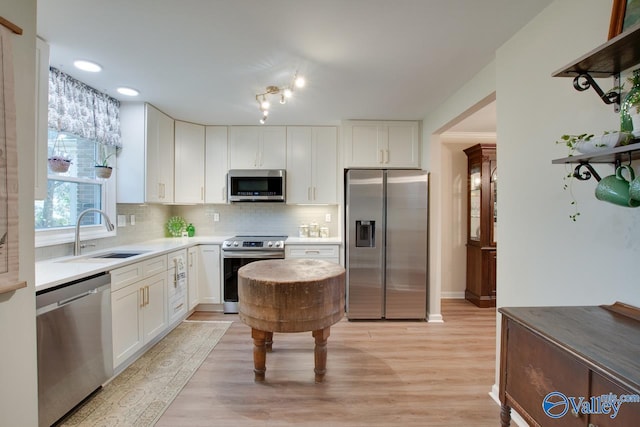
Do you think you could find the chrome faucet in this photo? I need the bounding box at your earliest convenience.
[74,208,115,256]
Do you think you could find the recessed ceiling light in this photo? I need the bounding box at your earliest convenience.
[73,60,102,72]
[117,87,140,97]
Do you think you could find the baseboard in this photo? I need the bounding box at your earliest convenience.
[195,303,224,312]
[441,291,465,299]
[427,313,444,322]
[489,384,529,427]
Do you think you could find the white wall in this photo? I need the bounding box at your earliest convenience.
[496,0,639,309]
[0,0,39,425]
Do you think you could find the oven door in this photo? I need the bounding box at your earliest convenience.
[222,250,284,313]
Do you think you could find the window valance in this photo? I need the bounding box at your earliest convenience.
[48,67,121,148]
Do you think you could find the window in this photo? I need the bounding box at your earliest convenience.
[35,130,117,247]
[35,66,121,248]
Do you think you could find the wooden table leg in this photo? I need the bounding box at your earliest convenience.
[251,328,267,381]
[265,331,273,352]
[312,327,331,383]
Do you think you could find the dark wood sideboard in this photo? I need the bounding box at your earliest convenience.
[499,303,640,426]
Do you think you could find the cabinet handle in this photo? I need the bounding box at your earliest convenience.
[189,252,193,268]
[384,149,390,164]
[308,187,312,201]
[313,187,317,200]
[145,286,150,306]
[201,186,204,201]
[140,287,145,308]
[158,183,162,199]
[378,149,383,164]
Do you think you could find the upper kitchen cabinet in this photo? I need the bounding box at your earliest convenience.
[287,126,338,204]
[205,126,228,204]
[342,120,420,168]
[228,126,286,169]
[174,121,205,204]
[118,103,175,203]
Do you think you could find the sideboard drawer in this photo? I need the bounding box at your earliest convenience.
[504,321,589,426]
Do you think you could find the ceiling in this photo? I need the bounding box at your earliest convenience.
[37,0,552,126]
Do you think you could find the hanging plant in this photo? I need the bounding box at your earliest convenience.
[94,144,114,179]
[48,134,72,173]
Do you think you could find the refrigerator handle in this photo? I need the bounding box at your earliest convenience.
[355,220,375,247]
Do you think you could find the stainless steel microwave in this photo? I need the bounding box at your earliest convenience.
[227,169,286,202]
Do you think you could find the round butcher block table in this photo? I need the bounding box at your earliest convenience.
[238,258,345,383]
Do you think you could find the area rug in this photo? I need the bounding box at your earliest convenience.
[60,320,232,427]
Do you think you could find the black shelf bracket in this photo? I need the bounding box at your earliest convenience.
[572,73,621,112]
[573,162,602,182]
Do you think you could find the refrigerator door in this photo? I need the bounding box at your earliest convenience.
[385,170,428,319]
[346,170,384,319]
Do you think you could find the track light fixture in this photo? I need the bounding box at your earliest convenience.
[255,72,305,124]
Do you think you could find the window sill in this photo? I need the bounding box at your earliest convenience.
[35,226,117,248]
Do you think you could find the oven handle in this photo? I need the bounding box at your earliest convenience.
[222,250,284,259]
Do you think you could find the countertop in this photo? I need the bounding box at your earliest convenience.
[36,236,342,292]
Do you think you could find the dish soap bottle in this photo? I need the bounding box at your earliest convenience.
[186,223,195,237]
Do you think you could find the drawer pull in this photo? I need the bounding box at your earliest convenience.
[305,250,321,254]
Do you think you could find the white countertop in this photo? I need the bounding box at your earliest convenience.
[36,236,342,292]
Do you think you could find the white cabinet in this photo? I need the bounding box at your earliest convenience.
[187,246,199,310]
[197,245,221,304]
[167,249,188,325]
[286,126,338,204]
[118,103,175,203]
[111,255,168,368]
[343,120,420,168]
[205,126,228,203]
[35,37,49,201]
[228,126,286,169]
[175,121,205,204]
[285,244,340,265]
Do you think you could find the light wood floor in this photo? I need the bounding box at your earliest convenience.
[157,299,499,427]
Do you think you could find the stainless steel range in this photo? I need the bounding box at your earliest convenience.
[222,235,286,313]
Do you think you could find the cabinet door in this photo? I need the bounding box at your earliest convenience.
[344,122,383,167]
[312,127,338,204]
[205,126,228,203]
[174,121,205,203]
[229,126,260,169]
[111,284,144,368]
[386,121,420,168]
[145,105,175,202]
[198,245,221,304]
[143,272,167,343]
[259,126,286,169]
[187,246,199,310]
[286,127,313,203]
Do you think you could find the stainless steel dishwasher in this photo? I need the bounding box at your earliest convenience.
[36,272,113,427]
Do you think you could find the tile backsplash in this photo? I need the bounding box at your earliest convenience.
[35,203,340,261]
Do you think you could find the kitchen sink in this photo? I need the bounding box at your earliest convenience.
[56,251,149,263]
[92,251,147,259]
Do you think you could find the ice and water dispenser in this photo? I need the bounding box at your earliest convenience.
[355,220,375,247]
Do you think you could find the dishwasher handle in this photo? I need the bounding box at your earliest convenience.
[58,289,99,307]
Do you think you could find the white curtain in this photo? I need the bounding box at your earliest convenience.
[48,67,122,148]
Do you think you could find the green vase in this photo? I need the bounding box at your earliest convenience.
[621,69,640,133]
[186,223,195,237]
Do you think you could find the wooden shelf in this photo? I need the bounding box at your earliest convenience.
[552,22,640,78]
[551,141,640,164]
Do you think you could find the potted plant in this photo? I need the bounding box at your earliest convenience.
[621,69,640,136]
[95,145,114,179]
[48,134,72,173]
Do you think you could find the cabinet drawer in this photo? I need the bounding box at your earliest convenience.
[286,245,338,259]
[143,255,167,276]
[589,372,640,426]
[111,262,145,292]
[110,255,167,292]
[504,320,589,426]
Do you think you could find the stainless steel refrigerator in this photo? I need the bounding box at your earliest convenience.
[345,169,428,319]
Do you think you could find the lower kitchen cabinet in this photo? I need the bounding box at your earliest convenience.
[111,271,167,369]
[285,244,340,265]
[197,245,221,304]
[499,304,640,427]
[187,246,199,310]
